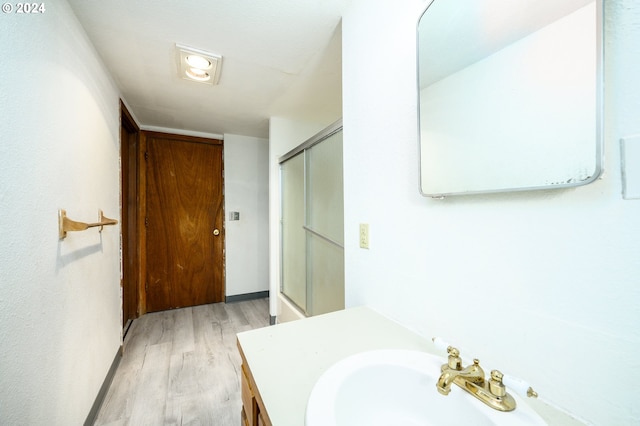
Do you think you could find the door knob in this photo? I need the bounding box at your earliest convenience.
[213,228,220,236]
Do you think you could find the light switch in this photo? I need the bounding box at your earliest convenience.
[229,211,240,221]
[621,136,640,199]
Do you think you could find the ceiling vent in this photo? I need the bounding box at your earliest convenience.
[176,43,222,85]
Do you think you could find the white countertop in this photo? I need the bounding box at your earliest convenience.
[236,306,435,426]
[236,306,584,426]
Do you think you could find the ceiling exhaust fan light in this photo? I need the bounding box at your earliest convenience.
[175,43,222,85]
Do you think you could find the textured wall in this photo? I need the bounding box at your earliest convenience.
[342,0,640,424]
[224,134,269,297]
[0,0,122,424]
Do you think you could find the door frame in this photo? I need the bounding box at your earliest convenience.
[120,109,226,317]
[120,100,141,333]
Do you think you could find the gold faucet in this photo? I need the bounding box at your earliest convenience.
[436,346,517,412]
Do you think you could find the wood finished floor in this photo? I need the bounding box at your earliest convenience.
[94,298,270,426]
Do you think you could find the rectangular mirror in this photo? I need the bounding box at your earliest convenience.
[418,0,603,197]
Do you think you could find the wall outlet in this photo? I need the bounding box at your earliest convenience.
[359,223,369,249]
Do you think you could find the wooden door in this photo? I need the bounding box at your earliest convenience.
[120,101,140,330]
[144,132,224,312]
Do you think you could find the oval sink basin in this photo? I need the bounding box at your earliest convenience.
[305,349,546,426]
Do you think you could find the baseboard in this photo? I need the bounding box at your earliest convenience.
[225,290,269,304]
[123,319,133,341]
[84,346,122,426]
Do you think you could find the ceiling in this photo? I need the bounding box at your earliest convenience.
[67,0,344,139]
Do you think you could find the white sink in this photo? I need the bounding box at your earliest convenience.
[305,349,547,426]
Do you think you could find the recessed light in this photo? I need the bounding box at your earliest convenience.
[175,43,222,85]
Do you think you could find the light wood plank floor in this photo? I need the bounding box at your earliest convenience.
[95,298,270,426]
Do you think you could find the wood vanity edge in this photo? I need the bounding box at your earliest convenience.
[237,337,273,426]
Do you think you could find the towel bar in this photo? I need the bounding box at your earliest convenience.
[58,209,118,239]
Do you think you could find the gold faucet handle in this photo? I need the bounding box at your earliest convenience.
[446,347,462,370]
[446,346,460,357]
[489,370,507,397]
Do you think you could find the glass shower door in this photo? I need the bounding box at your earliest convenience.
[306,131,344,315]
[279,121,344,316]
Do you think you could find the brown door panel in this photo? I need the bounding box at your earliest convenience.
[145,132,224,312]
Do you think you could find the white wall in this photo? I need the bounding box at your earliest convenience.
[224,134,270,297]
[0,1,122,424]
[342,1,640,425]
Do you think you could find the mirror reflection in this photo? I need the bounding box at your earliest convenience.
[418,0,602,197]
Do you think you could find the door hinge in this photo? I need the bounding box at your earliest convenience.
[144,151,149,161]
[145,217,149,227]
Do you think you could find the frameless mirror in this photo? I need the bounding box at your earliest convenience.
[418,0,603,197]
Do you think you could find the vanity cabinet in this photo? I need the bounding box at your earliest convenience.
[239,341,272,426]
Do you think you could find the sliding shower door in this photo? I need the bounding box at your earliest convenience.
[280,121,344,316]
[306,131,344,315]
